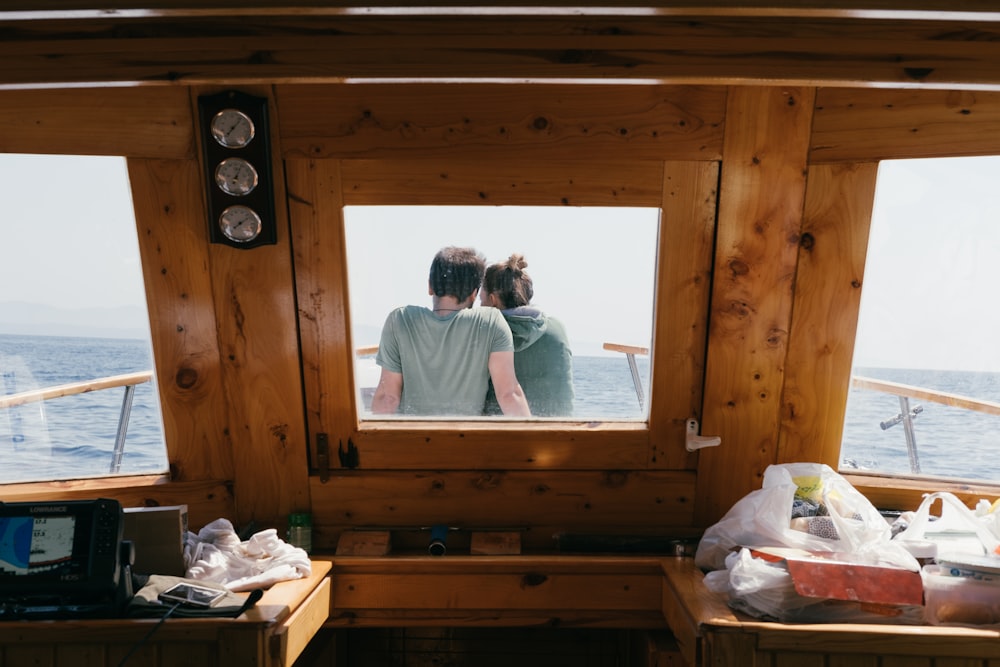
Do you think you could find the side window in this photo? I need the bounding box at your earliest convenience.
[344,205,658,421]
[841,156,1000,481]
[0,154,167,484]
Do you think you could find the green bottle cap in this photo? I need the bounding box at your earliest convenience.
[288,512,312,527]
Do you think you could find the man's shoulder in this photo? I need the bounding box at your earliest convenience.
[460,307,510,327]
[389,305,430,320]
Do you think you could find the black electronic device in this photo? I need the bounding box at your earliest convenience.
[0,498,129,619]
[158,582,226,608]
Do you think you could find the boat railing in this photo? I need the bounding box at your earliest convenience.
[850,375,1000,474]
[0,370,154,474]
[603,342,649,410]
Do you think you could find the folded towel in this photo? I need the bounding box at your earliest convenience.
[184,518,312,591]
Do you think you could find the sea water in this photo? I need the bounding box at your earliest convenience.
[842,367,1000,482]
[0,334,168,483]
[5,333,998,486]
[0,333,652,484]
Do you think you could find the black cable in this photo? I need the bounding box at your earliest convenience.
[116,602,181,667]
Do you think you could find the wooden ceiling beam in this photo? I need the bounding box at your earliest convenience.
[1,12,1000,89]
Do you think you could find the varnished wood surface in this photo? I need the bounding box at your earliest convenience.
[3,12,1000,90]
[309,470,696,552]
[278,84,726,162]
[696,86,816,524]
[320,555,667,628]
[779,163,878,466]
[5,1,1000,15]
[661,556,1000,666]
[811,89,1000,163]
[0,561,332,667]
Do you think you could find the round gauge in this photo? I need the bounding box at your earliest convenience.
[214,157,258,196]
[210,108,255,148]
[218,205,263,243]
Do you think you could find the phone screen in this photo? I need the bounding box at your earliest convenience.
[158,583,225,607]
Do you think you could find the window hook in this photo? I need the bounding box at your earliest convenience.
[686,418,721,452]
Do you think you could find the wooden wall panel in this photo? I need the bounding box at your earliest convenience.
[128,158,234,482]
[287,158,357,464]
[309,470,696,550]
[696,86,815,525]
[0,88,192,158]
[347,424,650,470]
[340,158,665,206]
[778,163,878,466]
[278,84,726,162]
[648,160,719,469]
[811,88,1000,163]
[324,556,667,628]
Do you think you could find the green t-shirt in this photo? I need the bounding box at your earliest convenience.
[376,305,514,416]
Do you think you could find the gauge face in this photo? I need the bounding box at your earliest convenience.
[218,205,263,243]
[210,108,255,148]
[214,157,258,196]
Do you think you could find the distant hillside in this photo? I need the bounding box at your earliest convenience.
[0,301,149,340]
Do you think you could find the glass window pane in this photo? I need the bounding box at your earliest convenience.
[0,154,168,483]
[841,156,1000,481]
[345,206,658,421]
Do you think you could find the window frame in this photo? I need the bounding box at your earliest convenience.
[290,156,719,472]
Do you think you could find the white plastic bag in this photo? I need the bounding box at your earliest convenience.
[695,462,919,572]
[894,491,1000,560]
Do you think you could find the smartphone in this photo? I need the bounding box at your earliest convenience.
[157,582,226,608]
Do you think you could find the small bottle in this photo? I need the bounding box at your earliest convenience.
[287,512,312,554]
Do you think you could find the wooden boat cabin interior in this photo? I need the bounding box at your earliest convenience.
[5,2,1000,665]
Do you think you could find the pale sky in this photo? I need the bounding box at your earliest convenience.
[2,153,1000,368]
[852,155,1000,372]
[343,205,658,356]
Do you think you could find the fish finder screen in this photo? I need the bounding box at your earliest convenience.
[0,515,76,576]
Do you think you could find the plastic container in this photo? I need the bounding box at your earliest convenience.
[922,564,1000,626]
[287,512,312,554]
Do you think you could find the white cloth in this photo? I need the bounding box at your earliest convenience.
[184,518,312,592]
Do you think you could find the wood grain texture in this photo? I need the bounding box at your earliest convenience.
[3,14,1000,89]
[207,216,310,526]
[0,87,192,158]
[286,158,358,464]
[811,88,1000,163]
[321,555,666,627]
[778,163,877,466]
[278,84,725,162]
[696,86,815,526]
[128,158,234,482]
[309,470,695,547]
[340,158,667,206]
[648,160,718,469]
[345,423,650,469]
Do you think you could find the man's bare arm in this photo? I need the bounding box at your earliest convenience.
[370,368,403,414]
[488,350,531,417]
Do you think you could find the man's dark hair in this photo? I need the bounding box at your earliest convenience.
[429,246,486,300]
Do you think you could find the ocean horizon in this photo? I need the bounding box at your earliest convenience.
[0,333,651,484]
[4,332,999,486]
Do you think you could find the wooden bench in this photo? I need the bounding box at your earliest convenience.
[660,557,1000,666]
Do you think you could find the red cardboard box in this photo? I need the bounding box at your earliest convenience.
[751,546,923,606]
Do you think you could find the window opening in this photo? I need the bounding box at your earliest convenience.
[0,154,168,484]
[841,156,1000,482]
[344,206,658,421]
